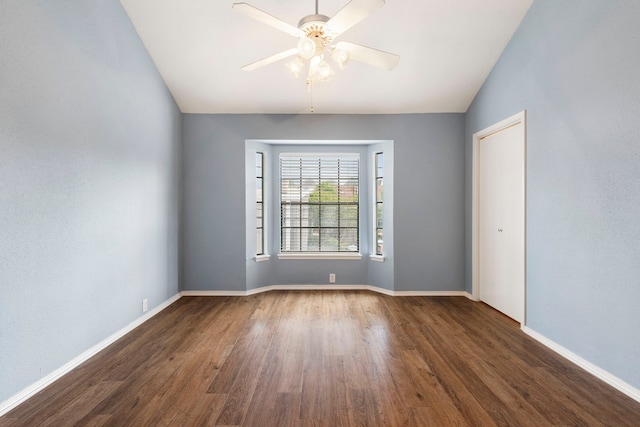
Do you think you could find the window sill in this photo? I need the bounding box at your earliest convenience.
[255,255,271,263]
[370,255,385,262]
[278,253,363,261]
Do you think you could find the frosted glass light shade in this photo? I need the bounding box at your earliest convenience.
[317,60,334,82]
[298,36,316,59]
[286,57,305,78]
[331,47,350,69]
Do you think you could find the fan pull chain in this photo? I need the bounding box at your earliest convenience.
[307,77,315,113]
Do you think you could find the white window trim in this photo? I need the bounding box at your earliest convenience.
[278,253,363,261]
[373,151,384,257]
[255,254,271,262]
[256,151,265,257]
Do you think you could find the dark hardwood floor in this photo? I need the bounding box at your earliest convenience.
[2,291,640,426]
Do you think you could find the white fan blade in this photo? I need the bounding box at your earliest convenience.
[327,0,385,37]
[336,41,399,70]
[232,3,303,37]
[242,48,299,71]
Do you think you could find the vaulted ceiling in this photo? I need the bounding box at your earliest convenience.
[120,0,533,114]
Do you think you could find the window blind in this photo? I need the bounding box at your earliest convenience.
[280,154,359,252]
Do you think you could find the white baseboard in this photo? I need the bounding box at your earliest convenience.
[181,290,248,297]
[394,290,473,298]
[250,284,391,295]
[181,285,471,298]
[0,293,181,417]
[521,326,640,404]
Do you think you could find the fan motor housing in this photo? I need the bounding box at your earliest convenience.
[298,14,332,55]
[299,15,332,37]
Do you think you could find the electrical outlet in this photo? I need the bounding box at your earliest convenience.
[142,299,148,313]
[329,273,336,283]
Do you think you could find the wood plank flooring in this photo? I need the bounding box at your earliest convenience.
[2,291,640,426]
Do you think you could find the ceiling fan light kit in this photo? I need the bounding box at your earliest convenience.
[232,0,399,98]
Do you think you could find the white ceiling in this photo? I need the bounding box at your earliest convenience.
[120,0,533,114]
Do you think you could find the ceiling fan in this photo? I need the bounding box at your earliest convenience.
[232,0,400,87]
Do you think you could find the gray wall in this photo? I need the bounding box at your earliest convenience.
[0,0,181,403]
[465,0,640,389]
[182,114,465,292]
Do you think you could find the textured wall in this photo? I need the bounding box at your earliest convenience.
[182,114,465,292]
[465,0,640,389]
[0,0,181,402]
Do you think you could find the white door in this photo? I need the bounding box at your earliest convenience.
[477,117,525,323]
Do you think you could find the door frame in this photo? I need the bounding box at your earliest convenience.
[471,110,527,323]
